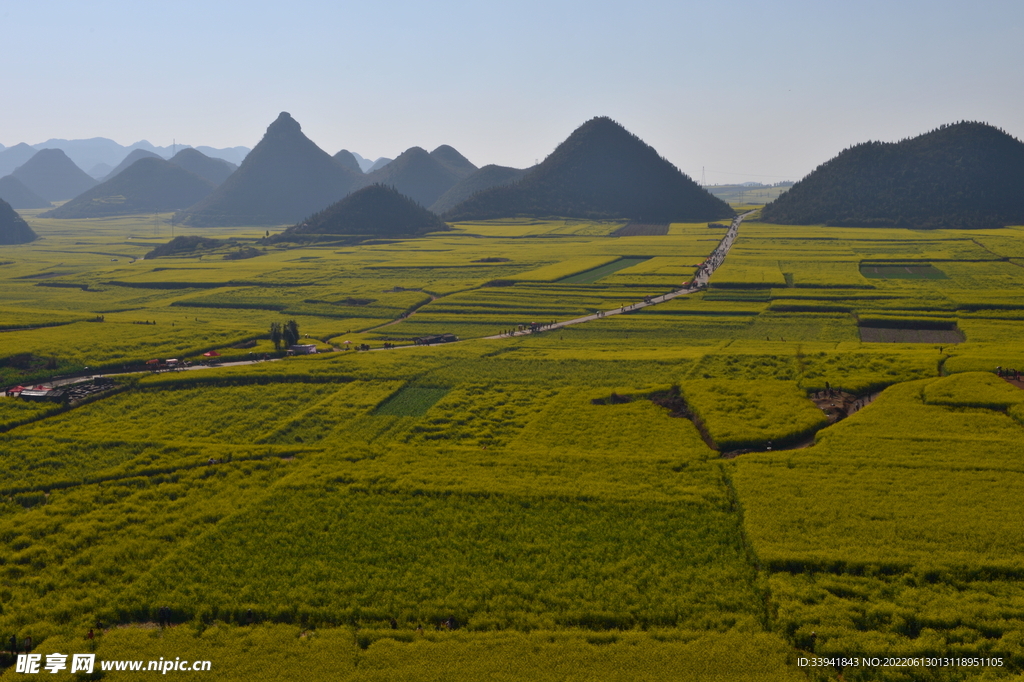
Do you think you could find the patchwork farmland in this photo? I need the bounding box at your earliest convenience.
[3,209,1024,680]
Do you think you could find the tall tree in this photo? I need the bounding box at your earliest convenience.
[283,320,300,347]
[269,321,283,350]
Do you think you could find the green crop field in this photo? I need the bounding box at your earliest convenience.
[557,257,651,284]
[3,213,1024,679]
[860,263,949,279]
[372,385,449,416]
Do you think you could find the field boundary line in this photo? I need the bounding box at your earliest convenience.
[479,212,752,340]
[0,446,317,497]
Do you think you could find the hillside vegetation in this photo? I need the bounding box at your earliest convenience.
[11,148,97,201]
[102,148,160,180]
[762,121,1024,228]
[0,175,50,209]
[177,112,362,227]
[169,147,236,186]
[429,164,528,214]
[353,147,466,209]
[7,189,1024,679]
[332,149,363,174]
[43,157,215,218]
[444,117,733,223]
[0,198,37,244]
[281,184,449,240]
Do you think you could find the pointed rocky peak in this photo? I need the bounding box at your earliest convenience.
[177,112,360,226]
[267,111,301,136]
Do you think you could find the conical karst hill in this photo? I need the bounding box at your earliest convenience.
[283,184,448,239]
[0,198,38,245]
[333,150,363,174]
[169,148,236,186]
[355,147,463,208]
[444,117,733,222]
[88,163,113,179]
[12,149,97,202]
[429,145,477,178]
[103,148,161,180]
[43,157,215,218]
[177,112,362,226]
[0,144,39,177]
[429,164,528,214]
[0,175,51,209]
[761,122,1024,229]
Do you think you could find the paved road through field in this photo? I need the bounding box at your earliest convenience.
[24,211,752,386]
[481,211,750,340]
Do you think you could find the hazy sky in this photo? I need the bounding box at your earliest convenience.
[2,0,1021,183]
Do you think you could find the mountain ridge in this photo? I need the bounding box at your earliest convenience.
[0,175,51,209]
[176,112,362,227]
[444,117,733,222]
[761,121,1024,229]
[12,148,97,202]
[43,157,215,219]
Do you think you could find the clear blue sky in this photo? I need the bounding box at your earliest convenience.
[2,0,1021,183]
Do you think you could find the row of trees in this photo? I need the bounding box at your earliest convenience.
[269,320,300,351]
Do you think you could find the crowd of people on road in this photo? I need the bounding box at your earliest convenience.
[997,366,1021,380]
[492,215,747,339]
[689,217,740,289]
[501,321,558,337]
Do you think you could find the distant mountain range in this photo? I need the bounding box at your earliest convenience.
[87,162,113,179]
[347,151,391,173]
[12,149,98,202]
[168,148,236,186]
[32,116,1024,230]
[333,150,362,174]
[44,157,216,219]
[0,144,40,177]
[0,138,250,178]
[367,157,393,173]
[350,146,477,209]
[761,121,1024,229]
[102,149,162,181]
